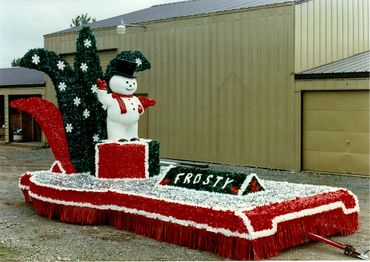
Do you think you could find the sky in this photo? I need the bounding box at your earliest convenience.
[0,0,180,68]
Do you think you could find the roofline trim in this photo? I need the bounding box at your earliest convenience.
[0,83,46,88]
[295,72,370,80]
[295,0,311,5]
[45,1,295,37]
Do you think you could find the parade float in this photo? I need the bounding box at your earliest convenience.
[11,27,365,260]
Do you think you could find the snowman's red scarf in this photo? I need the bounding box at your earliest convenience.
[111,93,133,114]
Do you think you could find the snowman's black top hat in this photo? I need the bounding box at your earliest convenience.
[113,59,137,78]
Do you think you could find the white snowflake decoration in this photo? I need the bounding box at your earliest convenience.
[80,63,88,72]
[84,39,92,48]
[65,123,73,133]
[58,82,67,91]
[57,61,65,71]
[83,109,90,119]
[91,84,98,93]
[32,54,40,65]
[102,105,107,110]
[93,134,100,142]
[73,97,81,106]
[135,58,142,66]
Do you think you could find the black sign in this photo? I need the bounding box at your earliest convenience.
[158,166,264,195]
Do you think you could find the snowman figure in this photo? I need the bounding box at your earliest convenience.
[96,59,155,141]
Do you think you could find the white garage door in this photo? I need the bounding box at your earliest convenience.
[303,90,369,176]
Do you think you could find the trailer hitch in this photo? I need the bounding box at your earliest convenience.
[306,232,369,260]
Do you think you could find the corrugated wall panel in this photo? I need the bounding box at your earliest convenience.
[118,5,298,169]
[61,50,117,71]
[295,0,370,72]
[44,4,298,170]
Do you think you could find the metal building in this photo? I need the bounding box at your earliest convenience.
[41,0,369,175]
[296,51,369,175]
[0,67,45,143]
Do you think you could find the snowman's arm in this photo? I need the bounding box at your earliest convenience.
[138,96,156,109]
[96,79,113,106]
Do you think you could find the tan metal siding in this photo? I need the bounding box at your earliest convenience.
[295,78,370,91]
[44,28,119,54]
[43,4,298,170]
[61,50,117,73]
[303,90,369,175]
[116,5,298,169]
[295,0,370,72]
[45,76,57,106]
[0,87,45,96]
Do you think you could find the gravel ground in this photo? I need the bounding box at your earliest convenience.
[0,145,369,261]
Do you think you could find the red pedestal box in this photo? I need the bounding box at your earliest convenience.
[95,141,149,179]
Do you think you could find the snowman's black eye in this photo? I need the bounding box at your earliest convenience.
[126,81,129,84]
[133,82,135,85]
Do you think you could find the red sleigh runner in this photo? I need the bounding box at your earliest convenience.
[18,168,359,260]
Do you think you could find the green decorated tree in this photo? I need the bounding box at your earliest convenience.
[20,27,106,173]
[19,26,152,174]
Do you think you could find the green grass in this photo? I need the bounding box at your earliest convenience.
[0,243,18,261]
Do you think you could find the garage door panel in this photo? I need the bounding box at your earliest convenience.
[304,91,369,111]
[350,154,370,175]
[304,111,346,131]
[346,111,370,132]
[303,90,369,176]
[304,151,369,175]
[305,131,369,154]
[304,131,348,152]
[304,110,369,132]
[304,151,347,173]
[348,132,370,154]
